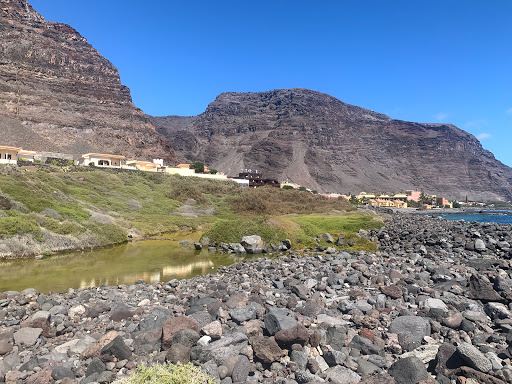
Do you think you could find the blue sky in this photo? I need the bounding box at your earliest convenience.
[30,0,512,166]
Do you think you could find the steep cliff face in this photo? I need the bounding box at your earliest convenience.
[0,0,174,160]
[154,89,512,201]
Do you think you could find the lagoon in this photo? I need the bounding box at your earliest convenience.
[0,234,248,293]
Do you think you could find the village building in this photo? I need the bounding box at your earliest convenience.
[165,164,196,176]
[125,160,162,172]
[406,190,422,202]
[79,153,126,168]
[281,182,301,189]
[236,170,280,188]
[356,192,377,200]
[370,199,408,209]
[18,149,37,162]
[0,146,20,164]
[436,197,452,208]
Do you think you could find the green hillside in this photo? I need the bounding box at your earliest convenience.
[0,166,382,258]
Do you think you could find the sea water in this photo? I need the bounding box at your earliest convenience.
[438,211,512,225]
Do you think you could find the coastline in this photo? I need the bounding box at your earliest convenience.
[0,212,511,383]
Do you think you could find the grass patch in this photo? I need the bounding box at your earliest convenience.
[286,213,384,250]
[289,213,384,235]
[116,363,215,384]
[205,217,287,244]
[0,211,42,241]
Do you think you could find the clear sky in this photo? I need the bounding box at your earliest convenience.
[30,0,512,166]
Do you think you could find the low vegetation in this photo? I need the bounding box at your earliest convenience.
[0,166,382,257]
[115,363,215,384]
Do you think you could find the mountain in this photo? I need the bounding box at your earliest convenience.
[153,88,512,201]
[0,0,174,161]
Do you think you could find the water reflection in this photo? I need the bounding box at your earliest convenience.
[0,235,244,293]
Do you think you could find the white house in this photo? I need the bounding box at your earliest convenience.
[0,146,20,164]
[18,149,37,162]
[79,153,126,167]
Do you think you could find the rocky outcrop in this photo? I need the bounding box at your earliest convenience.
[0,0,175,161]
[153,89,512,201]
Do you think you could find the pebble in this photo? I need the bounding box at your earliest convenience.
[0,212,510,384]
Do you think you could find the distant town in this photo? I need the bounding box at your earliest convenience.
[0,145,490,209]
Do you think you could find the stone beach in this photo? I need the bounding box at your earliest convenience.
[0,212,511,383]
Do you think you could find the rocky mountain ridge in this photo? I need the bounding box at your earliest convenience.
[153,88,512,201]
[1,0,510,201]
[0,0,174,161]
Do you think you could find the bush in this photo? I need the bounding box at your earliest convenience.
[0,212,43,241]
[228,187,353,216]
[89,223,127,244]
[205,217,287,244]
[189,162,205,174]
[116,363,215,384]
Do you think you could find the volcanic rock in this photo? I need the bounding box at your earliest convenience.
[0,0,174,161]
[154,89,512,200]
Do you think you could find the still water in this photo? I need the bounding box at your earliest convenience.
[0,234,248,294]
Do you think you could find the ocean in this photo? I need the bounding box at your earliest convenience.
[437,211,512,225]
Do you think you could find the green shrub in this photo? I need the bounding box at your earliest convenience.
[167,183,209,205]
[116,363,215,384]
[204,217,287,244]
[89,223,127,244]
[228,187,353,216]
[0,213,43,241]
[40,217,85,236]
[190,162,205,174]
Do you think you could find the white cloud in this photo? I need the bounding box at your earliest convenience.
[464,119,488,129]
[506,108,512,115]
[435,112,448,121]
[476,133,492,140]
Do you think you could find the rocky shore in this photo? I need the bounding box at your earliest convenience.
[1,213,511,383]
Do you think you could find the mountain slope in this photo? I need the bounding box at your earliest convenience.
[0,0,174,161]
[153,88,512,201]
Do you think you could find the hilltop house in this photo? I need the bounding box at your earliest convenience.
[79,153,126,168]
[236,170,280,188]
[126,160,161,172]
[18,149,37,162]
[0,146,38,164]
[0,146,20,164]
